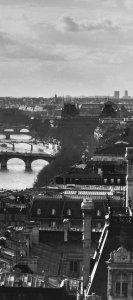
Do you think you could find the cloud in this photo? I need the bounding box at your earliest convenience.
[101,0,133,10]
[6,43,66,61]
[0,31,66,62]
[59,16,119,32]
[0,0,74,7]
[124,0,133,9]
[59,16,80,32]
[81,19,119,32]
[0,32,15,46]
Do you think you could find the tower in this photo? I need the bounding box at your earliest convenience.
[114,91,120,99]
[125,147,133,208]
[81,197,94,292]
[124,90,128,99]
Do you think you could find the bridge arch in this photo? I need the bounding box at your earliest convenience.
[31,159,49,171]
[4,129,14,132]
[0,134,6,140]
[0,152,55,171]
[20,128,30,133]
[7,158,25,170]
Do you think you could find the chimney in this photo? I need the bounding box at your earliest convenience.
[25,221,39,245]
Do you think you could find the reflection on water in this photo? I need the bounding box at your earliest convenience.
[0,134,32,140]
[10,134,32,140]
[0,134,49,190]
[0,159,48,190]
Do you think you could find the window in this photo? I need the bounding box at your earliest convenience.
[97,210,101,217]
[104,178,107,184]
[37,208,41,215]
[67,209,72,216]
[0,214,5,220]
[97,222,101,230]
[115,272,128,298]
[111,178,114,184]
[117,178,120,184]
[51,221,56,229]
[116,281,128,297]
[122,282,128,297]
[70,261,78,274]
[98,168,102,176]
[51,208,56,216]
[116,282,120,295]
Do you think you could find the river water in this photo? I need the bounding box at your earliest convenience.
[0,134,57,190]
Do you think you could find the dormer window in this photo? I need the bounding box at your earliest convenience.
[67,209,72,216]
[51,208,56,216]
[97,222,101,230]
[97,210,101,217]
[117,178,120,184]
[37,208,41,215]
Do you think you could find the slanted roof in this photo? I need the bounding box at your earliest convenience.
[31,197,82,220]
[14,264,33,274]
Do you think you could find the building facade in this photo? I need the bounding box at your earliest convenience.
[107,247,133,300]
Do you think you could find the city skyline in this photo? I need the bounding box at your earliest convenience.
[0,0,133,97]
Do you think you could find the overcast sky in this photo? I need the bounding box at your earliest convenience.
[0,0,133,97]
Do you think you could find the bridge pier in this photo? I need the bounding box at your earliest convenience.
[25,158,31,171]
[30,144,33,152]
[12,142,15,151]
[5,134,10,140]
[1,158,7,170]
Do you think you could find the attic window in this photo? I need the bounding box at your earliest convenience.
[97,222,102,230]
[67,209,72,216]
[37,208,41,215]
[97,210,101,217]
[51,221,56,229]
[51,208,56,216]
[69,261,78,274]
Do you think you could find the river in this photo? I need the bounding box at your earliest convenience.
[0,134,57,190]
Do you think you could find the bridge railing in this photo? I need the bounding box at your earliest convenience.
[0,150,55,156]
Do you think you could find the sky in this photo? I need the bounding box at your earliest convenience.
[1,0,133,97]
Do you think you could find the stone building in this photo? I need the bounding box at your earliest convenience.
[106,246,133,300]
[30,194,105,279]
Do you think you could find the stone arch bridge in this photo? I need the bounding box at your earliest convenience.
[0,151,55,171]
